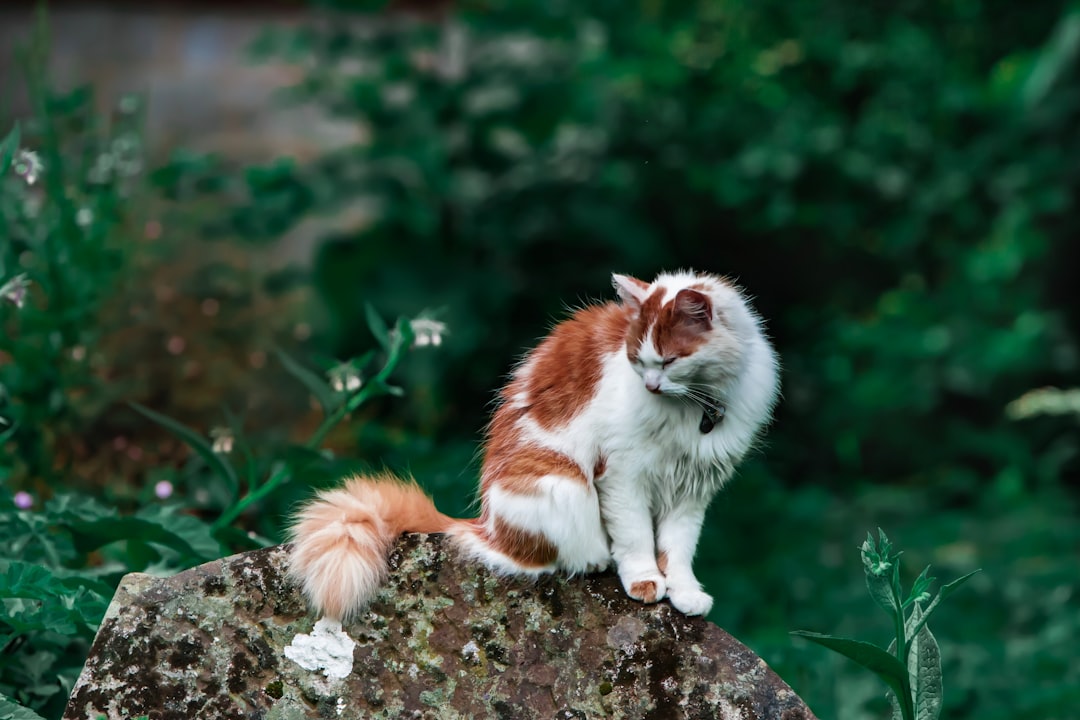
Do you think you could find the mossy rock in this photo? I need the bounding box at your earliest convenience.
[64,534,817,720]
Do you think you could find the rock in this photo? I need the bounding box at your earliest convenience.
[64,534,818,720]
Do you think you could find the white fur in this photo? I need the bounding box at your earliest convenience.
[479,271,780,615]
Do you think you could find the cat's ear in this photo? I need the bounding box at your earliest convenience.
[674,288,713,329]
[612,273,650,310]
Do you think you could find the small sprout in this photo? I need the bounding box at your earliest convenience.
[0,273,31,308]
[210,427,234,454]
[154,480,174,499]
[13,491,33,510]
[12,149,43,185]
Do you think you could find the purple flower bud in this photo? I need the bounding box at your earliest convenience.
[154,480,174,499]
[13,491,33,509]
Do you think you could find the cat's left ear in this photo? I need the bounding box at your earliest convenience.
[674,288,713,329]
[612,273,650,310]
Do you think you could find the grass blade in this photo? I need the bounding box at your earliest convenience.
[274,347,339,416]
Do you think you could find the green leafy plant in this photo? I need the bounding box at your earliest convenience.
[792,530,979,720]
[129,307,444,544]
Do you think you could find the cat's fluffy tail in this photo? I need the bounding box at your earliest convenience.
[288,473,455,621]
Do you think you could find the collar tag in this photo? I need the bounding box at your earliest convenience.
[699,402,725,435]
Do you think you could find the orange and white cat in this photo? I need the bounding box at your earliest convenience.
[289,270,779,619]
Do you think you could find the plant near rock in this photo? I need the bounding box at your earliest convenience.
[130,307,444,546]
[792,530,979,720]
[0,52,154,714]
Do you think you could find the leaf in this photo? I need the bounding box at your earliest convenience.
[904,565,935,609]
[274,347,339,416]
[134,505,222,562]
[129,403,239,499]
[0,692,48,720]
[910,605,943,720]
[791,631,914,720]
[1021,8,1080,108]
[0,123,20,175]
[365,303,391,350]
[889,690,904,720]
[906,569,981,643]
[0,562,56,601]
[65,508,221,563]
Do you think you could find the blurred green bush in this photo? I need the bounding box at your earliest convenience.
[215,0,1080,506]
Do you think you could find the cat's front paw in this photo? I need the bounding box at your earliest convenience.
[667,586,713,616]
[621,573,667,604]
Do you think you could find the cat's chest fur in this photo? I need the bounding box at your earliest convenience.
[597,355,734,498]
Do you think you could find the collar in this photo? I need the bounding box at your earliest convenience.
[697,396,726,434]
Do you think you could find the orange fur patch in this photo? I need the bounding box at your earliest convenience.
[521,303,630,430]
[629,580,660,603]
[650,289,712,359]
[471,517,558,568]
[484,442,588,495]
[625,290,664,363]
[656,551,669,575]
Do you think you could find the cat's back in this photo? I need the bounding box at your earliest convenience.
[500,301,631,431]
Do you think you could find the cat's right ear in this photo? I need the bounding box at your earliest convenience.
[612,273,650,311]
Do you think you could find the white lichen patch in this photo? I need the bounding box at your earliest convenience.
[461,640,481,663]
[284,618,356,680]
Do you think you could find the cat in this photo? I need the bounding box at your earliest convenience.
[289,270,780,620]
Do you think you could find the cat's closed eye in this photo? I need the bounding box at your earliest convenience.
[662,357,676,368]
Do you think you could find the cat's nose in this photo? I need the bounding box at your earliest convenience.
[644,370,663,393]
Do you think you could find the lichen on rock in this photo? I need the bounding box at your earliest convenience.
[64,534,817,720]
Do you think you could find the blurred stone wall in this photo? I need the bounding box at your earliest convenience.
[0,4,362,161]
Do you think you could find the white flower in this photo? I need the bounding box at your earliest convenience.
[410,318,447,348]
[210,427,234,454]
[328,364,363,394]
[12,150,43,185]
[0,274,30,308]
[76,207,94,227]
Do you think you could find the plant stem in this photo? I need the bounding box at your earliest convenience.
[211,330,410,533]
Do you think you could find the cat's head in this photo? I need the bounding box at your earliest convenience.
[612,271,750,397]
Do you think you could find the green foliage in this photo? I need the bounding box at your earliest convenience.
[205,0,1080,502]
[0,485,219,715]
[0,58,146,485]
[793,530,978,720]
[130,307,436,538]
[0,31,158,717]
